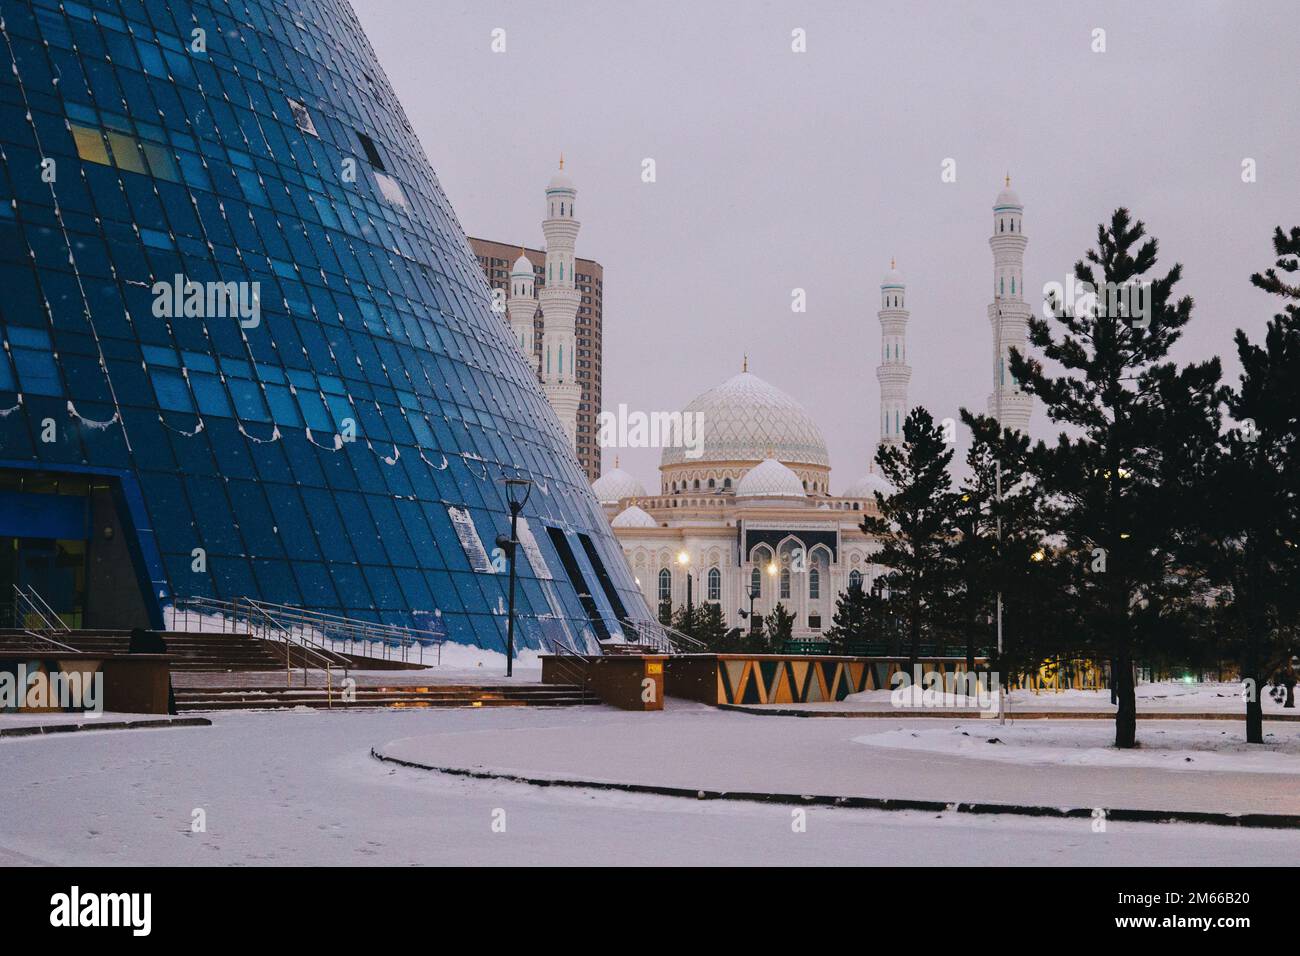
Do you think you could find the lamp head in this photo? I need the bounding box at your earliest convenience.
[502,476,533,510]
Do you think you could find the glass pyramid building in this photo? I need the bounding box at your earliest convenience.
[0,0,647,652]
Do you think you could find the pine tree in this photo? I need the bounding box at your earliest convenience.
[669,603,701,640]
[1009,208,1223,748]
[947,410,1052,673]
[763,602,795,651]
[860,407,958,671]
[692,603,735,651]
[1204,226,1300,742]
[824,581,873,653]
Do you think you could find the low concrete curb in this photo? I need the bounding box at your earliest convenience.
[718,704,1300,721]
[370,747,1300,831]
[0,716,212,738]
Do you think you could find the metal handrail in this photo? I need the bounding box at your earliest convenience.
[11,584,71,634]
[16,628,80,654]
[167,596,444,665]
[619,617,707,655]
[25,585,71,633]
[548,636,592,703]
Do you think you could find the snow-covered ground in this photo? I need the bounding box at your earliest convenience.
[3,704,1298,865]
[777,681,1294,715]
[0,711,179,729]
[854,721,1300,774]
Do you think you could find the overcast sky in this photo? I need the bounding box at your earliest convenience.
[353,0,1298,491]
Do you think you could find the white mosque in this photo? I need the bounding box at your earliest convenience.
[588,180,1033,638]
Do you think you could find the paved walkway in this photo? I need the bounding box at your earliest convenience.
[377,701,1300,817]
[4,706,1298,865]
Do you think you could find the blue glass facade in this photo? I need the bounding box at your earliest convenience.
[0,0,647,650]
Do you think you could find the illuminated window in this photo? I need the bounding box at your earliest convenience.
[70,124,110,166]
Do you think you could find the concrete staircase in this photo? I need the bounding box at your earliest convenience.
[174,683,597,712]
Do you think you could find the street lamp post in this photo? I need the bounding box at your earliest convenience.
[676,550,692,613]
[497,477,532,678]
[740,586,759,633]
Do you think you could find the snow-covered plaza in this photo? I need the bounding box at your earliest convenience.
[3,686,1299,867]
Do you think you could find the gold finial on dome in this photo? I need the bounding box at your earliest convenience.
[614,455,620,468]
[890,257,896,270]
[1005,171,1011,187]
[559,153,565,170]
[742,354,748,373]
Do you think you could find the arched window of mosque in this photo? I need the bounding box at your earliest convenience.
[658,568,672,602]
[751,566,761,597]
[707,567,721,602]
[724,477,732,489]
[693,479,700,489]
[779,568,791,600]
[1000,276,1004,295]
[849,569,863,591]
[707,478,715,489]
[809,567,820,600]
[1011,277,1015,294]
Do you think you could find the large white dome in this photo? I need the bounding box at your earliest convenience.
[736,458,807,499]
[591,466,647,505]
[660,371,829,469]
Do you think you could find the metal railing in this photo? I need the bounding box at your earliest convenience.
[167,596,445,666]
[4,586,79,653]
[548,636,591,702]
[619,617,708,655]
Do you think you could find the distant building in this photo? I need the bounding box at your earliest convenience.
[469,166,604,482]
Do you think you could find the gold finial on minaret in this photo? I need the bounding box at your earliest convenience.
[1005,172,1011,187]
[559,153,565,170]
[615,455,620,469]
[890,257,896,270]
[742,354,748,373]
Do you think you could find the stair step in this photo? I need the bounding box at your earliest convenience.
[175,696,597,711]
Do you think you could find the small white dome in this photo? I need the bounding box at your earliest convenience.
[611,505,657,528]
[591,466,647,505]
[736,458,806,499]
[548,170,575,192]
[881,261,904,287]
[844,472,892,499]
[511,253,533,277]
[995,186,1022,208]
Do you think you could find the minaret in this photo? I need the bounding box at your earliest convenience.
[540,156,581,444]
[507,249,539,374]
[876,259,911,448]
[987,175,1033,432]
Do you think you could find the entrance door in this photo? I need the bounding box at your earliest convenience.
[13,538,85,628]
